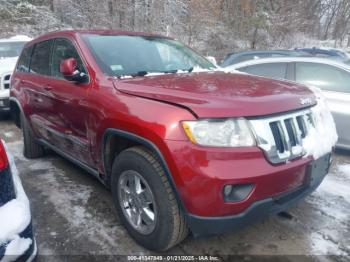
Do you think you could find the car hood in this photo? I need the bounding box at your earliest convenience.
[0,57,18,73]
[113,71,316,118]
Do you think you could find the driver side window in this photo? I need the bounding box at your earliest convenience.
[51,38,86,79]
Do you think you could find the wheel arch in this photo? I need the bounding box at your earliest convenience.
[102,128,187,212]
[9,97,23,128]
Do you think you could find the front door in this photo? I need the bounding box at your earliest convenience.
[47,38,94,167]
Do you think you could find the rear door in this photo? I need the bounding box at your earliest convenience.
[24,39,55,138]
[295,62,350,148]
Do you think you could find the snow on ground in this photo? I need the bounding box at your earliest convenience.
[338,164,350,176]
[6,141,148,255]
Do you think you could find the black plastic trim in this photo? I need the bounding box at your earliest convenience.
[102,128,187,212]
[9,97,23,128]
[38,139,100,179]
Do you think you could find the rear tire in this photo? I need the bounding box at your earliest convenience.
[111,146,188,251]
[21,113,45,159]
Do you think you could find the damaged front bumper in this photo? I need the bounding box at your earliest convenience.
[187,153,332,237]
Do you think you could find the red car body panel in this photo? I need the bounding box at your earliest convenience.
[114,72,316,118]
[11,30,324,221]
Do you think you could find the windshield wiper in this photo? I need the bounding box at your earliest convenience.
[131,71,148,77]
[117,68,195,79]
[159,70,178,74]
[161,67,194,73]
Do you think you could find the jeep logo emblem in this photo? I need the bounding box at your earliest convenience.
[300,97,313,105]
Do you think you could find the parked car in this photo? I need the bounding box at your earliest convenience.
[0,139,37,261]
[10,30,336,251]
[0,36,31,114]
[226,56,349,150]
[220,50,307,67]
[295,47,349,60]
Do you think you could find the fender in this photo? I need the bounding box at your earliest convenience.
[102,128,187,213]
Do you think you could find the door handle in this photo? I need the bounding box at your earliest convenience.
[44,85,53,91]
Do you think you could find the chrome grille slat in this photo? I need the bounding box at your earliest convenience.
[250,109,314,164]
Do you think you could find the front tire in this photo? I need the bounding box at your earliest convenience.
[21,113,45,159]
[111,146,188,251]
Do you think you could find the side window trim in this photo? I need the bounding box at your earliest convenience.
[27,45,35,73]
[286,62,295,80]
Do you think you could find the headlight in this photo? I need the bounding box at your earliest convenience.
[182,118,255,147]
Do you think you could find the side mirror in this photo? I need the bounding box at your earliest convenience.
[60,58,88,83]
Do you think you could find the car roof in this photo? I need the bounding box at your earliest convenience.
[226,56,350,71]
[295,47,347,56]
[27,29,170,46]
[226,50,295,56]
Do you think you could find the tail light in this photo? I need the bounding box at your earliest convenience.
[0,140,9,170]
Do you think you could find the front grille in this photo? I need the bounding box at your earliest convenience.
[250,108,315,164]
[1,74,11,90]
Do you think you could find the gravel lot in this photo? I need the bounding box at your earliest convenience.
[0,115,349,262]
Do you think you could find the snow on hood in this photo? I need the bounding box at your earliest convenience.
[0,57,18,73]
[0,141,32,257]
[302,86,338,159]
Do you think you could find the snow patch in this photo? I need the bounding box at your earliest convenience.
[217,66,247,74]
[310,232,347,256]
[3,132,14,138]
[1,236,32,262]
[316,175,350,203]
[302,86,338,160]
[0,141,31,254]
[338,164,350,176]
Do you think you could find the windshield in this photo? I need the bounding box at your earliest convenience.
[0,41,26,59]
[83,35,215,77]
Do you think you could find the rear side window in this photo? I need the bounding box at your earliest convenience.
[296,62,350,93]
[16,46,33,73]
[239,63,288,80]
[30,40,53,76]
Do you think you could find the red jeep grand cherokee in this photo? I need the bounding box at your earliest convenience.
[10,30,335,251]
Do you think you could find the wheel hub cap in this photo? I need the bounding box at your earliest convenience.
[118,170,157,235]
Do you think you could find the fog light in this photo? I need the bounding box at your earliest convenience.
[223,184,254,202]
